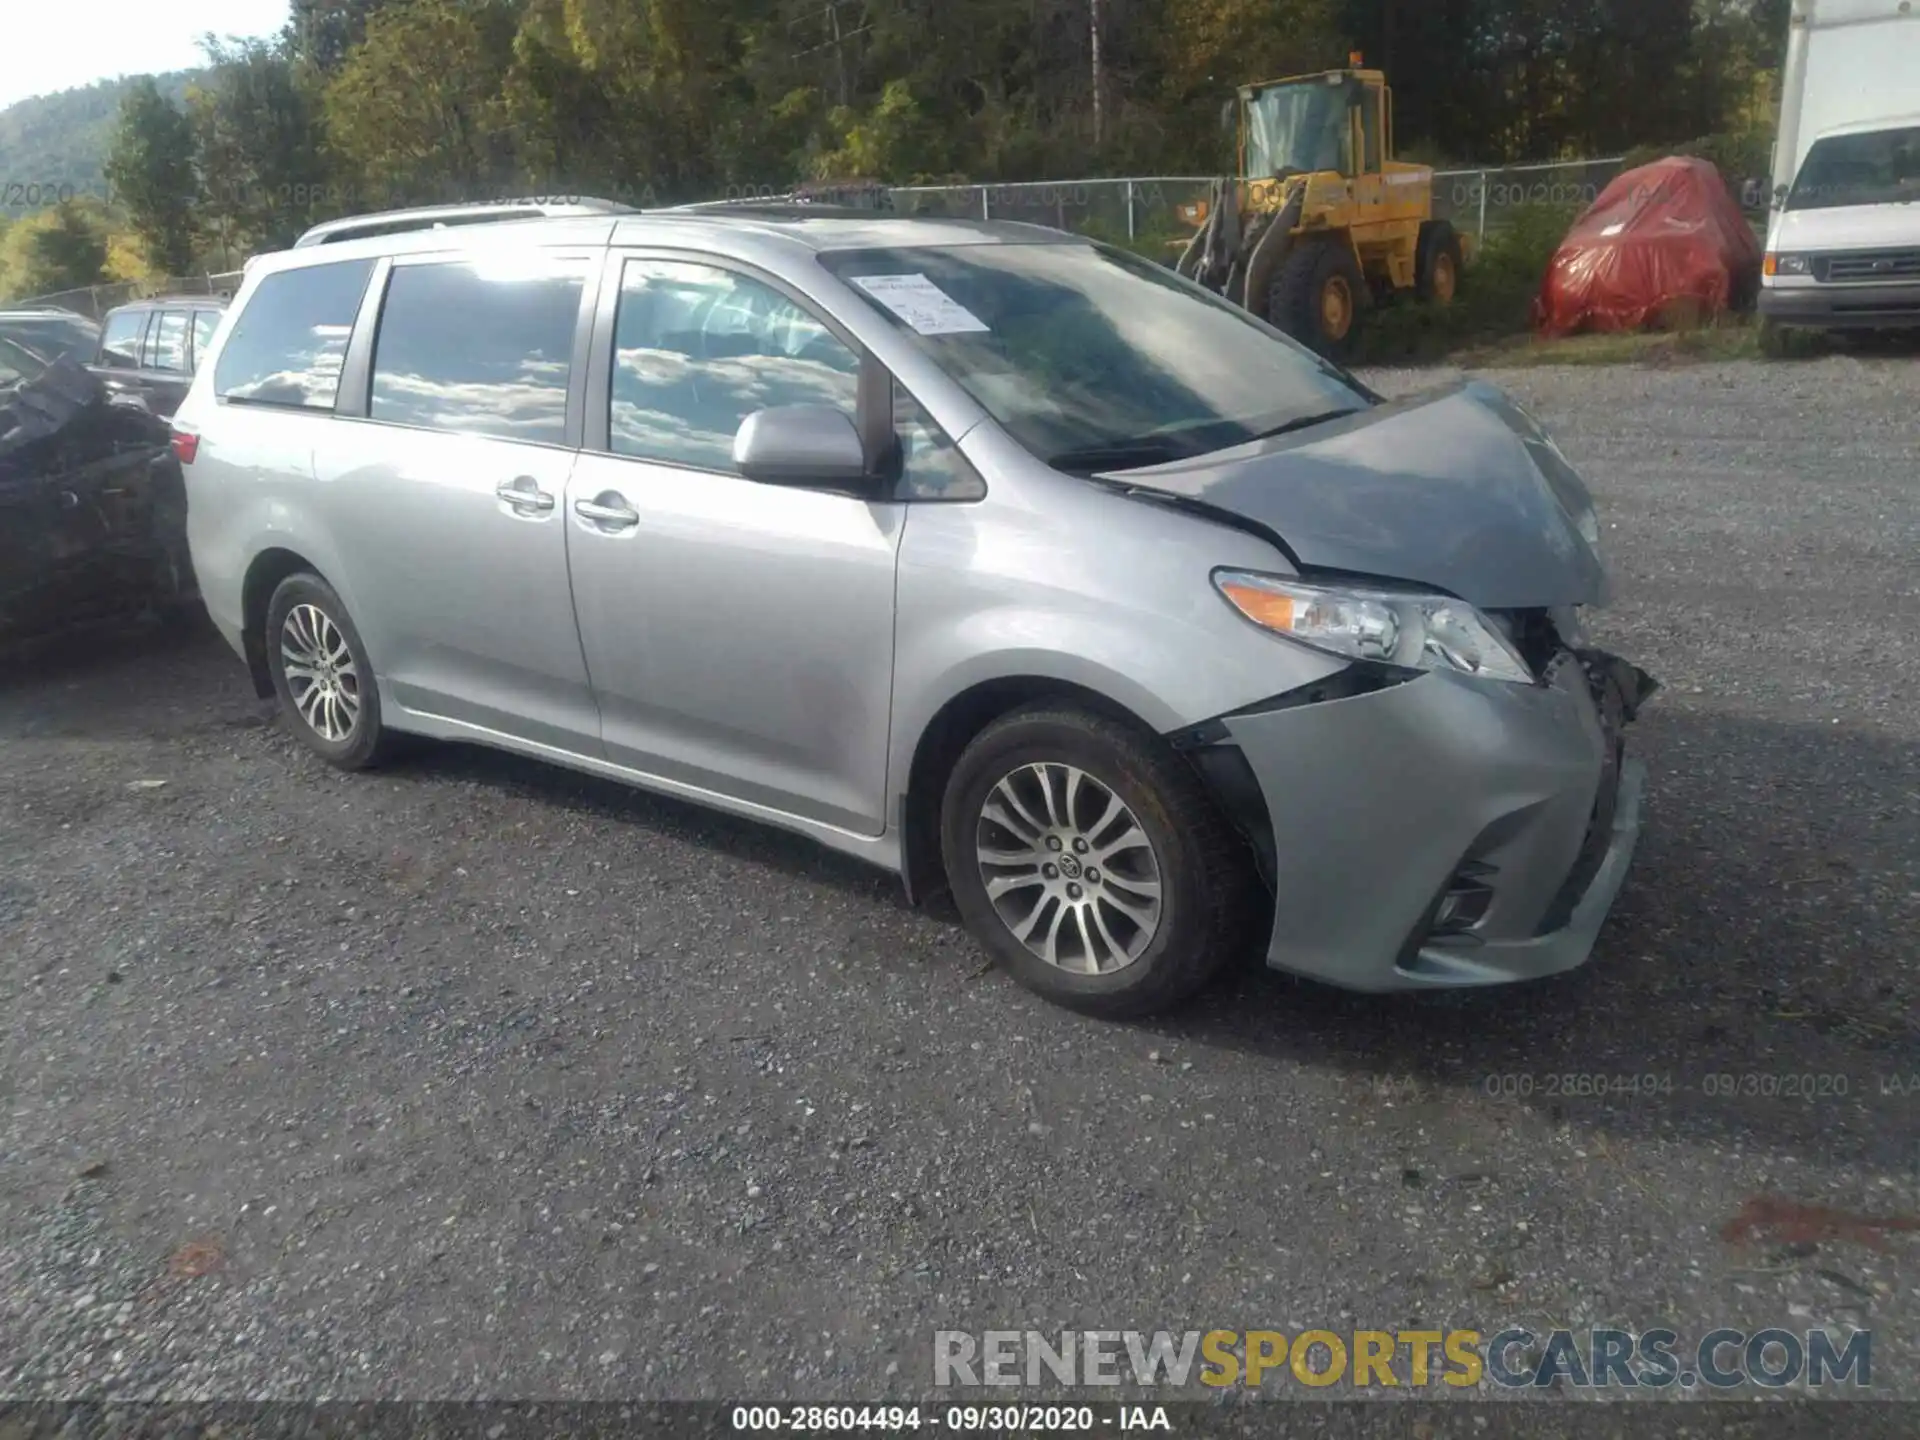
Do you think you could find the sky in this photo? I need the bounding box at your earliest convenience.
[0,0,290,110]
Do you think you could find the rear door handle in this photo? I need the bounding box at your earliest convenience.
[574,494,640,531]
[495,477,555,514]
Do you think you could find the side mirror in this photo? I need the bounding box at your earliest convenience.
[734,404,869,490]
[1219,99,1237,134]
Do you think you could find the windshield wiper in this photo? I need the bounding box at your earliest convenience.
[1045,438,1191,475]
[1049,407,1365,476]
[1246,407,1363,443]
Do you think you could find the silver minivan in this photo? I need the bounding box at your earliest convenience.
[174,204,1656,1017]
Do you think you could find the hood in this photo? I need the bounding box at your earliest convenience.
[1102,380,1610,609]
[1766,201,1920,254]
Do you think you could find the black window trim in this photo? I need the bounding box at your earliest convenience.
[586,246,974,500]
[138,309,163,369]
[144,308,191,375]
[333,247,601,452]
[215,257,379,413]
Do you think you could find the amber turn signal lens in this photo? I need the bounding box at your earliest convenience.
[1220,581,1295,632]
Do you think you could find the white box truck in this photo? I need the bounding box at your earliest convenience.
[1759,0,1920,337]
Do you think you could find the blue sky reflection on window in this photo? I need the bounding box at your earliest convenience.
[610,259,858,473]
[370,260,584,444]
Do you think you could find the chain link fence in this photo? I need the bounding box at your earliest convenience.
[7,156,1664,311]
[889,176,1219,250]
[1431,159,1629,238]
[888,161,1636,251]
[8,272,244,321]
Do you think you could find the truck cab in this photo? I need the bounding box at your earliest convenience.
[1759,0,1920,337]
[1761,114,1920,332]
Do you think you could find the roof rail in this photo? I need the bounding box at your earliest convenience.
[112,293,231,306]
[292,197,639,248]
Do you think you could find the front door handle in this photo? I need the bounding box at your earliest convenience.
[495,477,555,514]
[574,494,640,531]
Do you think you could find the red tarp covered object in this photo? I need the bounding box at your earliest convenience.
[1532,157,1763,337]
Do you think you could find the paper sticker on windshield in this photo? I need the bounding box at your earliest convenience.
[851,274,990,335]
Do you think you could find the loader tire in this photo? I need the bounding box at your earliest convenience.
[1268,238,1365,359]
[1416,220,1463,305]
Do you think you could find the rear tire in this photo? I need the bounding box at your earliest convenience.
[1415,220,1463,305]
[1268,238,1367,358]
[264,572,397,771]
[939,705,1258,1019]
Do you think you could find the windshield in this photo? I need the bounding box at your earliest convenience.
[822,241,1369,472]
[1787,125,1920,210]
[0,314,99,362]
[1244,77,1354,179]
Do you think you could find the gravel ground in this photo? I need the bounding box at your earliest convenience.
[1,355,1916,1411]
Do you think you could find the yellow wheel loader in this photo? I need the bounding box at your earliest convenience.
[1174,58,1465,358]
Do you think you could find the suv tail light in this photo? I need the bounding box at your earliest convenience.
[171,430,199,464]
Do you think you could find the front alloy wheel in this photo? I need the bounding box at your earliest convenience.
[940,705,1257,1018]
[974,762,1165,974]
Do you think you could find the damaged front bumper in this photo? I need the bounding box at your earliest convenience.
[1180,649,1656,992]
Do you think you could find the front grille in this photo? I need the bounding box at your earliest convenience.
[1817,249,1920,283]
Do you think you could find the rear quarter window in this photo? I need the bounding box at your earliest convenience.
[191,310,221,368]
[214,259,375,409]
[98,309,146,368]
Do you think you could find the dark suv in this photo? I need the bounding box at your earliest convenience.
[89,296,229,417]
[0,307,102,363]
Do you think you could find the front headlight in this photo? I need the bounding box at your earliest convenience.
[1765,253,1813,277]
[1214,571,1536,685]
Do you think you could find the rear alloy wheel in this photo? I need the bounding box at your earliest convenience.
[265,572,396,770]
[940,705,1257,1018]
[283,604,360,742]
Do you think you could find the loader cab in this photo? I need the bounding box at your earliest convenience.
[1238,68,1390,183]
[1176,59,1452,359]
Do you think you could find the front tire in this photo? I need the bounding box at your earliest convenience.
[265,572,395,771]
[1268,238,1367,358]
[939,705,1257,1019]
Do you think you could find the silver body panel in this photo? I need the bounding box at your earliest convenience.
[314,421,599,753]
[565,450,904,834]
[178,209,1648,996]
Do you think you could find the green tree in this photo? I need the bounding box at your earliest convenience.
[324,0,522,206]
[286,0,407,73]
[0,199,109,298]
[104,77,200,275]
[189,37,332,255]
